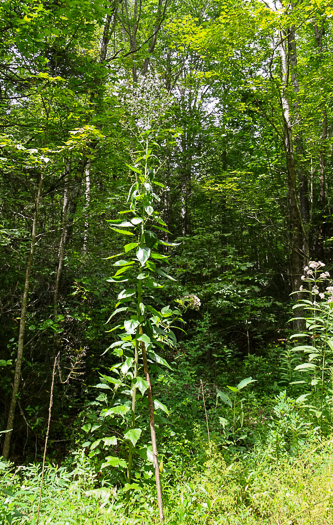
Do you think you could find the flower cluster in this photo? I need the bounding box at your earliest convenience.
[120,72,172,131]
[178,294,201,311]
[299,261,333,304]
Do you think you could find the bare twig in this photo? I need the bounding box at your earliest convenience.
[36,351,59,525]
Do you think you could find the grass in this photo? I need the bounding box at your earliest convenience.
[1,436,333,524]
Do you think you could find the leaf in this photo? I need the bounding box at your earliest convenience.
[122,483,140,492]
[136,247,151,266]
[156,269,176,281]
[110,228,135,236]
[113,260,135,267]
[158,240,180,247]
[296,394,311,403]
[146,305,161,317]
[137,334,151,345]
[148,350,172,369]
[216,389,232,407]
[154,399,169,414]
[133,376,149,395]
[91,439,102,450]
[95,383,112,390]
[118,288,136,300]
[130,217,143,225]
[227,386,238,393]
[161,305,173,317]
[125,164,142,175]
[113,265,133,277]
[219,417,229,428]
[292,345,318,352]
[124,428,142,447]
[144,230,158,248]
[101,456,127,469]
[103,436,117,446]
[237,377,257,390]
[152,180,165,188]
[106,307,128,323]
[82,423,91,433]
[145,205,154,215]
[151,252,170,261]
[124,319,140,334]
[295,363,317,371]
[124,242,138,252]
[102,405,130,417]
[100,374,122,386]
[121,357,134,375]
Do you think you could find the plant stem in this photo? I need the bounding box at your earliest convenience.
[200,379,210,443]
[140,331,164,523]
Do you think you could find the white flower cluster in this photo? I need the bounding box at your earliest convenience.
[182,294,201,311]
[299,261,332,303]
[121,72,172,131]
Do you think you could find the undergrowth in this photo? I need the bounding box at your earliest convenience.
[1,435,333,524]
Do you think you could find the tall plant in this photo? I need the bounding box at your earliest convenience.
[291,261,333,427]
[85,131,181,522]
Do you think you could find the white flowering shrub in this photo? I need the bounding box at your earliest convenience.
[291,261,333,428]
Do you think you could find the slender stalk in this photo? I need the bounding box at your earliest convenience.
[200,379,210,443]
[140,333,164,523]
[36,352,59,525]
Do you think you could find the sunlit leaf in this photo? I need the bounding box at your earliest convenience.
[124,428,142,447]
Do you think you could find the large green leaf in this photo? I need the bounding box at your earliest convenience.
[144,230,158,248]
[124,242,138,252]
[118,288,136,300]
[110,227,135,236]
[295,363,317,371]
[106,306,128,323]
[124,319,140,334]
[237,377,257,390]
[133,376,149,395]
[101,456,127,469]
[102,405,130,417]
[103,436,117,446]
[137,334,151,345]
[216,389,232,407]
[154,399,169,414]
[136,247,151,266]
[124,428,142,447]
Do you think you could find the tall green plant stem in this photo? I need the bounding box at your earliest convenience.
[2,172,44,459]
[139,329,164,523]
[126,281,142,486]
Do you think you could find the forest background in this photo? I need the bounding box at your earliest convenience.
[2,0,333,523]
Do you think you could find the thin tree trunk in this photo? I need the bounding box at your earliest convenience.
[53,168,70,319]
[314,22,328,256]
[141,0,167,76]
[83,162,90,254]
[2,173,44,459]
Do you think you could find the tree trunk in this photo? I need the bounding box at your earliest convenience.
[314,22,328,257]
[53,167,70,319]
[277,22,306,330]
[83,162,91,254]
[2,173,44,459]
